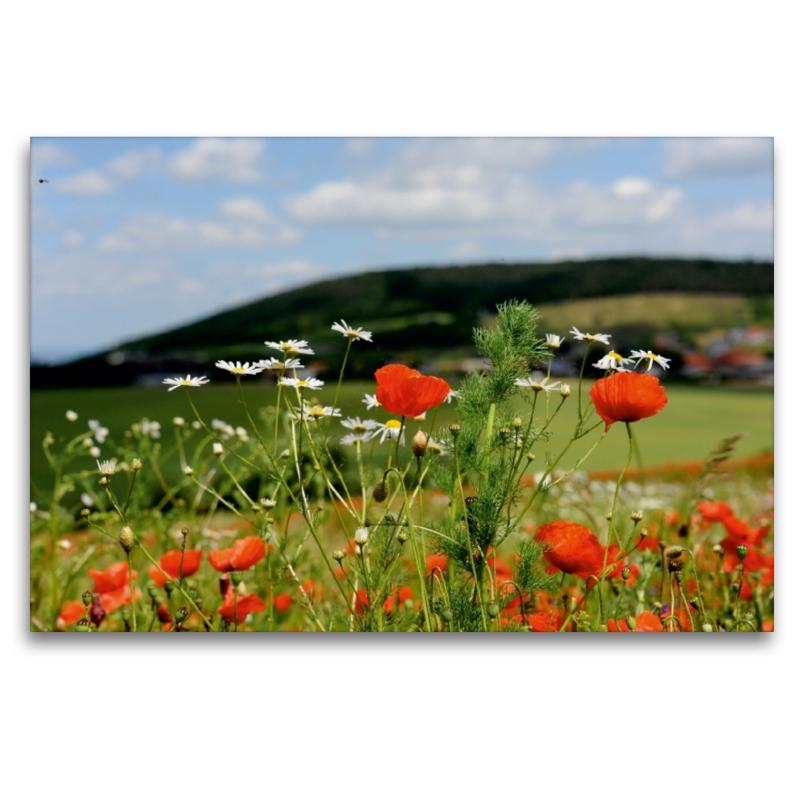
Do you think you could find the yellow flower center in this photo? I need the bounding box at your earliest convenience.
[386,420,402,429]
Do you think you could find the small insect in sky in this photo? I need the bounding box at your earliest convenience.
[38,179,49,183]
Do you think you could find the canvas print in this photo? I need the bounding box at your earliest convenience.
[30,137,774,633]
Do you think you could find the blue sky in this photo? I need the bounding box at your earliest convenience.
[30,137,773,362]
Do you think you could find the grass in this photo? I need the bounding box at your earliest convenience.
[30,381,773,499]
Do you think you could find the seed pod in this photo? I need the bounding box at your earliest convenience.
[737,544,748,560]
[664,546,684,560]
[175,607,189,622]
[449,423,461,439]
[82,590,93,607]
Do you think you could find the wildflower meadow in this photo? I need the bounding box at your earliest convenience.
[30,301,773,633]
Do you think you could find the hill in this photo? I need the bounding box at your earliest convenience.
[31,256,773,387]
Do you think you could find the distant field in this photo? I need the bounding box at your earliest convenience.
[30,381,773,499]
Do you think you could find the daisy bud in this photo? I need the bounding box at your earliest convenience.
[44,432,54,446]
[332,550,346,563]
[411,430,429,458]
[66,410,78,422]
[449,423,461,439]
[712,544,724,555]
[212,442,224,456]
[82,437,93,447]
[280,449,291,459]
[82,590,93,607]
[397,530,409,543]
[354,527,370,545]
[498,427,511,442]
[702,623,714,632]
[736,545,748,561]
[630,510,644,522]
[559,384,571,398]
[512,417,523,429]
[192,421,202,430]
[526,453,535,462]
[172,417,186,427]
[182,465,194,476]
[118,526,135,553]
[80,508,91,517]
[605,512,613,521]
[487,603,500,619]
[130,458,143,472]
[626,615,636,631]
[181,527,189,538]
[175,607,189,622]
[372,480,388,503]
[99,476,108,486]
[90,447,102,458]
[76,618,91,632]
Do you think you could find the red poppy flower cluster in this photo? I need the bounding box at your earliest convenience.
[374,365,451,418]
[589,372,668,431]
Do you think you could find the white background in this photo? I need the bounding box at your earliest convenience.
[5,2,795,798]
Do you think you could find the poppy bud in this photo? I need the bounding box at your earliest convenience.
[449,423,461,439]
[164,580,174,597]
[219,572,231,596]
[118,525,135,553]
[630,510,644,522]
[76,618,91,632]
[702,623,714,632]
[487,603,500,619]
[737,544,748,561]
[130,458,143,472]
[732,582,741,595]
[89,596,106,628]
[120,606,131,624]
[397,530,409,543]
[411,430,429,458]
[194,597,203,610]
[372,480,388,502]
[156,605,171,624]
[664,546,684,559]
[354,527,369,546]
[626,615,636,631]
[175,607,189,622]
[82,590,93,607]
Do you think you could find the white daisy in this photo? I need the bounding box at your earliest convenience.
[264,339,315,356]
[295,404,341,420]
[340,433,372,446]
[373,419,406,444]
[593,351,634,372]
[331,320,373,342]
[279,377,325,389]
[444,389,460,404]
[80,492,94,507]
[96,459,117,476]
[630,349,671,371]
[340,417,379,433]
[212,442,224,456]
[515,376,562,392]
[211,418,236,440]
[235,426,250,442]
[89,446,101,458]
[215,360,265,376]
[88,420,109,444]
[569,327,612,346]
[256,357,303,371]
[363,393,381,410]
[162,374,210,391]
[66,410,78,422]
[140,419,161,439]
[546,334,565,350]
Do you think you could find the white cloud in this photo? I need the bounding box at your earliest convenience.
[169,138,266,182]
[663,138,773,179]
[612,177,653,197]
[97,199,300,252]
[31,142,77,170]
[61,229,85,248]
[710,202,772,231]
[344,138,376,159]
[107,148,162,180]
[54,169,116,195]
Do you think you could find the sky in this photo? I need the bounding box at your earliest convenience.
[30,136,773,363]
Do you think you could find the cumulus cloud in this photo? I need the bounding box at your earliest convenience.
[168,138,266,182]
[54,169,116,195]
[31,142,77,170]
[97,199,300,252]
[663,138,773,179]
[106,148,162,180]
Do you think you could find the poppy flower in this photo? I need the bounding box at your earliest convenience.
[89,561,142,613]
[148,549,203,588]
[57,600,86,628]
[383,586,413,614]
[354,588,370,614]
[523,611,565,632]
[374,365,451,419]
[697,500,735,522]
[218,588,266,623]
[608,611,663,632]
[208,536,267,572]
[273,593,293,613]
[426,553,448,575]
[589,372,667,432]
[535,521,606,578]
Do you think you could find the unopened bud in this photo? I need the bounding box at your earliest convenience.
[89,596,106,627]
[130,458,143,472]
[182,465,194,476]
[449,423,461,439]
[411,430,429,458]
[118,526,135,553]
[664,546,684,559]
[172,417,186,427]
[372,480,388,503]
[212,442,224,456]
[701,623,714,632]
[280,449,291,459]
[626,615,636,631]
[147,584,158,599]
[354,527,370,546]
[512,417,523,430]
[164,580,174,597]
[219,572,231,597]
[441,608,454,622]
[487,603,500,619]
[712,544,724,555]
[498,427,511,442]
[99,476,108,486]
[736,544,748,561]
[332,550,346,563]
[630,510,644,522]
[526,453,535,462]
[397,530,409,543]
[79,508,91,517]
[156,605,171,624]
[559,384,571,397]
[605,512,613,521]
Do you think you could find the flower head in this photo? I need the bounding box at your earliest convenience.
[265,339,314,356]
[163,374,210,391]
[374,365,451,418]
[215,361,265,376]
[535,520,605,577]
[66,410,78,422]
[515,376,562,392]
[589,372,668,432]
[570,326,611,345]
[148,549,203,588]
[88,561,142,613]
[332,320,373,342]
[96,459,117,476]
[295,404,341,420]
[630,349,671,371]
[363,393,381,410]
[255,357,303,371]
[593,352,634,372]
[340,433,372,446]
[444,389,460,403]
[208,536,267,573]
[279,377,325,390]
[88,419,109,443]
[374,419,405,444]
[546,334,565,350]
[341,417,379,433]
[218,588,266,624]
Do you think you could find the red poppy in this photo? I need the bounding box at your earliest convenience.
[608,611,664,632]
[89,561,142,613]
[148,549,203,587]
[535,521,606,578]
[524,611,565,632]
[208,536,266,572]
[218,588,266,623]
[426,553,448,575]
[383,586,413,614]
[374,365,451,418]
[354,588,369,614]
[57,600,86,628]
[273,593,293,613]
[697,500,735,522]
[589,372,668,432]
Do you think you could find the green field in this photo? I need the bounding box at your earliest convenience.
[30,381,773,499]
